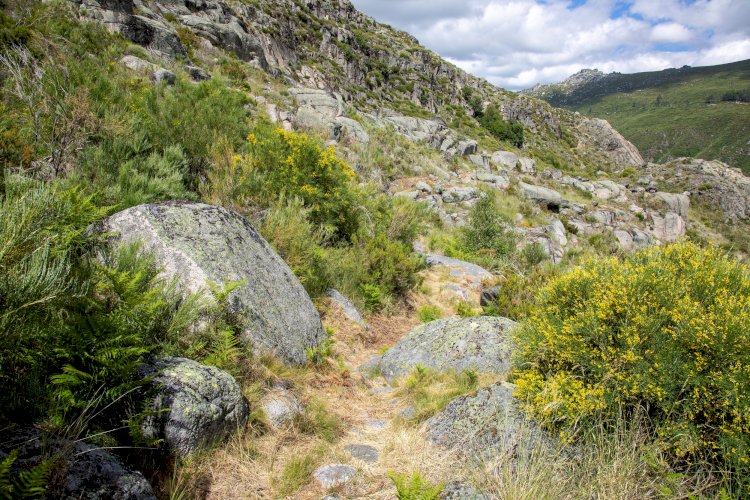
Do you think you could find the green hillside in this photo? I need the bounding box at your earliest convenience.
[530,61,750,173]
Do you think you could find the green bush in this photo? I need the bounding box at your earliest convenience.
[460,194,518,261]
[478,104,524,147]
[514,242,750,492]
[521,241,549,267]
[417,305,441,323]
[483,266,559,321]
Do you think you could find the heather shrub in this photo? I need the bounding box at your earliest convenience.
[514,242,750,491]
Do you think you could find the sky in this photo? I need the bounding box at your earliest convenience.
[348,0,750,91]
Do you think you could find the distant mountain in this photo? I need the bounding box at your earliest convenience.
[523,60,750,173]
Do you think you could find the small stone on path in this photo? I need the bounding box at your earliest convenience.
[313,464,357,489]
[345,444,379,463]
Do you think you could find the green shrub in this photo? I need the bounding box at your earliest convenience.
[478,104,523,147]
[397,366,479,422]
[521,241,549,267]
[514,242,750,492]
[387,470,443,500]
[455,300,478,317]
[460,194,518,261]
[417,305,442,323]
[483,266,559,321]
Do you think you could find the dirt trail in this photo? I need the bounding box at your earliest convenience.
[192,261,488,499]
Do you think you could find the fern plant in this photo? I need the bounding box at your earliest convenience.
[387,470,443,500]
[0,450,50,500]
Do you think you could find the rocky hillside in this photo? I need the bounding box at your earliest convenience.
[523,60,750,172]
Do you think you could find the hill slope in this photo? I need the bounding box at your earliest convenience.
[524,60,750,173]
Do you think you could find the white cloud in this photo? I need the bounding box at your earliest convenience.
[349,0,750,90]
[650,23,693,44]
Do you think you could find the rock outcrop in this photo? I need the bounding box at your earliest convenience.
[376,317,517,381]
[139,357,249,457]
[425,382,548,461]
[102,202,326,365]
[578,117,644,168]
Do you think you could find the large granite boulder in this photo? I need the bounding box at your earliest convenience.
[0,428,155,499]
[518,182,563,209]
[377,317,517,382]
[425,382,547,461]
[102,202,326,365]
[139,357,249,457]
[654,192,690,219]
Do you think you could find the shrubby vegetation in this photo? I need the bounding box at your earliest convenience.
[0,0,426,456]
[514,242,750,494]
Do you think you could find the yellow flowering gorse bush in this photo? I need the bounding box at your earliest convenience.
[514,242,750,484]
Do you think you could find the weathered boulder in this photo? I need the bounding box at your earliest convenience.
[613,229,634,251]
[654,192,690,219]
[424,382,547,461]
[0,429,156,499]
[649,212,686,243]
[425,254,493,282]
[102,202,326,365]
[377,317,517,381]
[475,171,510,189]
[179,14,267,66]
[492,151,518,169]
[140,357,248,457]
[120,15,187,58]
[517,157,536,174]
[518,182,563,209]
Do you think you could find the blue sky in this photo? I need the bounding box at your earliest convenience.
[349,0,750,90]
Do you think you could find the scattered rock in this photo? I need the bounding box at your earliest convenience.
[442,186,479,203]
[152,68,176,85]
[139,357,249,457]
[365,419,389,430]
[398,406,417,419]
[377,317,517,381]
[313,464,357,489]
[415,181,433,193]
[261,388,303,429]
[345,444,379,463]
[102,202,326,365]
[517,157,536,174]
[456,140,478,156]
